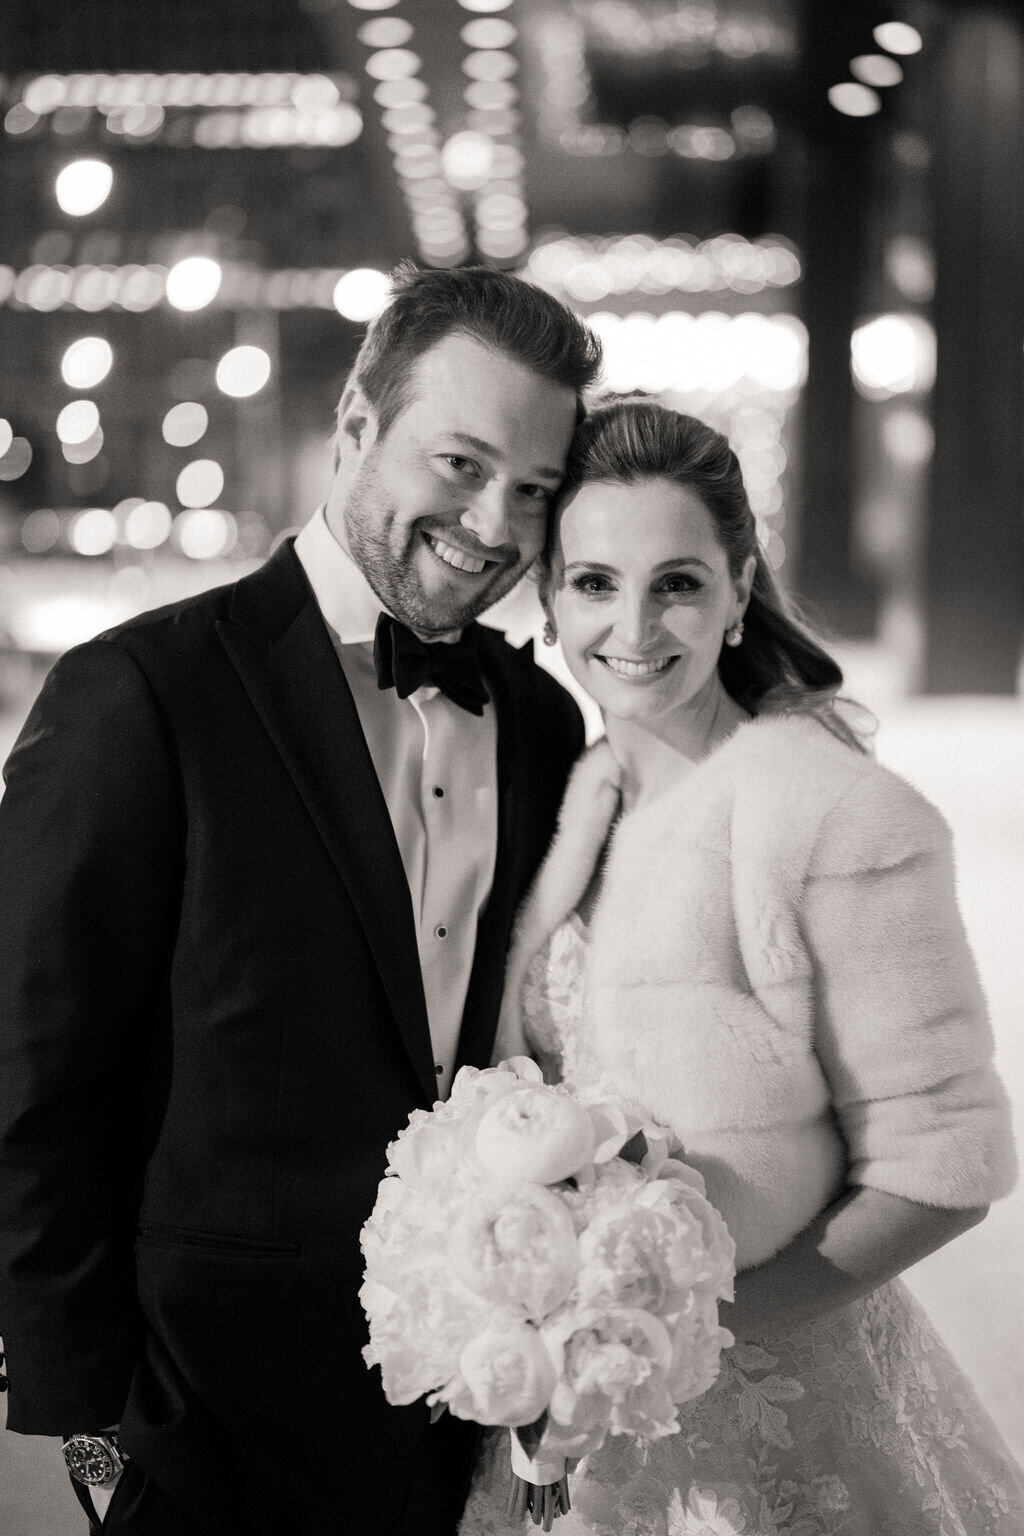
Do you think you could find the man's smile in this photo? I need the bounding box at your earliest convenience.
[423,530,500,576]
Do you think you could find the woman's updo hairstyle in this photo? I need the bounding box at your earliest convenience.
[548,399,867,750]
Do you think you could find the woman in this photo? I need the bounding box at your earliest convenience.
[459,401,1023,1535]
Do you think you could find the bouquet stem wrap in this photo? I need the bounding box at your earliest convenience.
[510,1434,565,1488]
[360,1058,736,1488]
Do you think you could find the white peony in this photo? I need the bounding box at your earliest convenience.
[576,1203,695,1313]
[445,1321,557,1426]
[475,1086,596,1186]
[449,1184,579,1319]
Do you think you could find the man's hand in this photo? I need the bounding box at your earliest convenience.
[88,1479,122,1524]
[64,1423,125,1527]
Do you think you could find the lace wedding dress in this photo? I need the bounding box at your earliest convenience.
[458,916,1024,1536]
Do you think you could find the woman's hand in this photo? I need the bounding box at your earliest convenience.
[721,1186,988,1342]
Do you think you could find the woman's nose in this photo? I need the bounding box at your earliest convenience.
[614,594,659,651]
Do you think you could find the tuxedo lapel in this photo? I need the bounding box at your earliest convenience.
[216,544,437,1101]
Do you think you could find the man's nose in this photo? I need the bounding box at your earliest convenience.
[460,480,513,549]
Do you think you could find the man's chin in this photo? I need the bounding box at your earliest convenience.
[398,562,522,633]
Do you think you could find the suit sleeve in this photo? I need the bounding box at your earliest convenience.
[802,768,1017,1209]
[0,639,183,1433]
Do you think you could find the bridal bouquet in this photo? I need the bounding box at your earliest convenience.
[359,1058,735,1506]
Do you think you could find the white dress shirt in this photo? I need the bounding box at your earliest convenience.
[293,508,498,1098]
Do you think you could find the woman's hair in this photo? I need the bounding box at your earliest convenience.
[347,261,603,438]
[547,398,868,751]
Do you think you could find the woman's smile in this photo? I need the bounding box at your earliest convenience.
[594,653,679,680]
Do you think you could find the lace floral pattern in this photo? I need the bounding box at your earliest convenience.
[459,920,1024,1536]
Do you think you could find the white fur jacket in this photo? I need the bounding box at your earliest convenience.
[495,714,1017,1269]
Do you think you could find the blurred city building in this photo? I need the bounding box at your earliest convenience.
[0,0,1021,704]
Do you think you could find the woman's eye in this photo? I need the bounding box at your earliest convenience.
[660,573,701,595]
[569,573,613,596]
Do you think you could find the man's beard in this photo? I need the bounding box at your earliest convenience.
[343,451,529,636]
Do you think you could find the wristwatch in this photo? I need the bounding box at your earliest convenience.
[62,1432,130,1486]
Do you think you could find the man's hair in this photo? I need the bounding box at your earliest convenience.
[346,261,603,437]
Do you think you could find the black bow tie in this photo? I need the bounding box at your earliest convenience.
[373,613,489,716]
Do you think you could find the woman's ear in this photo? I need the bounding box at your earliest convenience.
[735,552,757,619]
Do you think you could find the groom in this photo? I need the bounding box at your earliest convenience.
[0,264,600,1536]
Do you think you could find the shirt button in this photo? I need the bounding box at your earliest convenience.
[432,785,445,799]
[434,924,448,939]
[435,1064,444,1077]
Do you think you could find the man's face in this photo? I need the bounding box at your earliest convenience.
[325,332,578,637]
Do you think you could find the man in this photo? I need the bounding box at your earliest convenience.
[0,263,601,1535]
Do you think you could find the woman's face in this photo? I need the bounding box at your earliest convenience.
[548,476,754,726]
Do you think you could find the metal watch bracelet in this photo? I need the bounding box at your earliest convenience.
[62,1432,130,1487]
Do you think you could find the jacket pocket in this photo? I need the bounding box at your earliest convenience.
[136,1223,302,1258]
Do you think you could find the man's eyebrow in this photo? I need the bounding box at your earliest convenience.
[445,432,564,482]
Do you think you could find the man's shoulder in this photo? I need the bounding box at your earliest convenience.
[91,541,307,662]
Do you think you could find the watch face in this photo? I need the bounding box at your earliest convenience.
[64,1436,117,1485]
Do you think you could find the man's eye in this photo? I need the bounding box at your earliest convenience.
[442,455,477,476]
[519,484,553,505]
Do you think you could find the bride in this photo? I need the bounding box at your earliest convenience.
[459,400,1023,1534]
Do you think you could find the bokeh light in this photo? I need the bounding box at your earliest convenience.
[173,508,237,559]
[290,74,342,109]
[125,500,173,549]
[851,314,936,397]
[5,105,40,135]
[882,407,935,465]
[62,426,104,464]
[21,508,62,553]
[873,21,923,55]
[357,17,413,46]
[23,75,67,114]
[441,131,494,189]
[461,17,516,47]
[70,506,118,556]
[60,336,113,389]
[828,83,882,117]
[0,437,33,481]
[166,256,223,311]
[55,159,113,216]
[333,267,390,321]
[850,54,903,88]
[162,401,209,447]
[176,458,225,509]
[215,345,272,397]
[0,418,12,457]
[363,50,422,81]
[56,399,100,444]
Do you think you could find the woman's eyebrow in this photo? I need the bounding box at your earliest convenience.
[562,557,713,574]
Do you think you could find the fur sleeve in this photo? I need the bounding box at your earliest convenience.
[801,768,1017,1207]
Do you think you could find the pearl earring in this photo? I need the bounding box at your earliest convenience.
[542,619,558,647]
[724,621,744,648]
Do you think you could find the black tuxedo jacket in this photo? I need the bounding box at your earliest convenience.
[0,542,584,1535]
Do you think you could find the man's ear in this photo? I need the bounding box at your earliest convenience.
[336,384,378,459]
